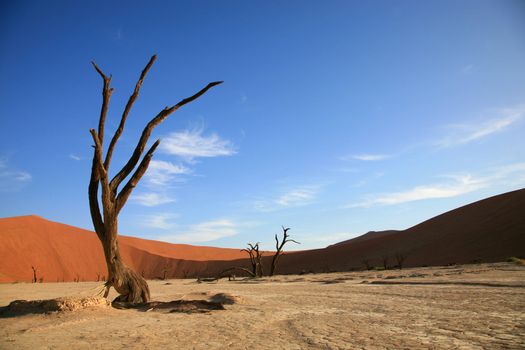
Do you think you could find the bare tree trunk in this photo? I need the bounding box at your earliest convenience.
[270,227,299,276]
[31,266,37,283]
[381,255,389,270]
[88,55,222,303]
[242,243,263,277]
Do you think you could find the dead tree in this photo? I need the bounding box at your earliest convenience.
[217,266,255,279]
[381,254,389,270]
[270,226,300,276]
[241,242,264,277]
[31,266,38,283]
[88,54,222,303]
[395,252,408,270]
[362,258,372,270]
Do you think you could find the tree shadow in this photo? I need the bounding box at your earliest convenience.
[112,300,225,314]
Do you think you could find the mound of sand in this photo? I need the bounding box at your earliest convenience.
[1,296,110,316]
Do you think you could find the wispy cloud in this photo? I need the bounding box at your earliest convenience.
[349,175,485,208]
[69,154,81,161]
[158,219,239,243]
[341,154,390,161]
[0,156,31,191]
[436,106,523,147]
[141,213,178,230]
[131,192,175,207]
[347,162,525,208]
[144,160,190,187]
[461,64,476,75]
[297,232,353,248]
[240,93,248,104]
[160,128,236,162]
[277,187,317,206]
[254,185,320,211]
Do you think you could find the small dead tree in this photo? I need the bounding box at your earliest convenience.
[395,252,408,270]
[241,242,263,277]
[381,254,389,270]
[31,266,38,283]
[270,226,300,276]
[362,258,372,271]
[88,55,222,302]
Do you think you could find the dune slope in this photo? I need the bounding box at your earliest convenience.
[0,188,523,282]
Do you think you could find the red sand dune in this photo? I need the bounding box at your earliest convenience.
[0,188,524,283]
[0,217,247,283]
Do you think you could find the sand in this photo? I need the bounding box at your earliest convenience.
[1,262,524,349]
[2,189,525,284]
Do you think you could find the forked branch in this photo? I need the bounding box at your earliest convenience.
[109,80,223,193]
[241,242,263,277]
[270,226,300,276]
[104,55,157,170]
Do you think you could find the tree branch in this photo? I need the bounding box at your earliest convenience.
[109,81,223,192]
[89,129,108,178]
[91,61,113,144]
[104,55,157,170]
[115,139,160,214]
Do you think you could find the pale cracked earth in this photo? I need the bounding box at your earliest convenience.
[0,263,524,349]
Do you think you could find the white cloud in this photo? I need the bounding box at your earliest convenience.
[436,106,523,147]
[69,154,81,161]
[141,213,178,230]
[297,232,353,247]
[160,128,236,162]
[347,162,525,208]
[277,187,317,206]
[131,192,175,207]
[0,156,31,191]
[341,154,390,161]
[158,219,239,243]
[461,64,476,75]
[350,175,485,208]
[254,185,320,212]
[145,160,190,187]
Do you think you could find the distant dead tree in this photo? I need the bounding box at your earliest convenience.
[381,254,389,270]
[74,274,80,283]
[362,258,372,271]
[96,272,101,282]
[395,252,408,270]
[241,242,264,277]
[217,266,255,279]
[270,227,300,276]
[88,55,222,302]
[31,266,38,283]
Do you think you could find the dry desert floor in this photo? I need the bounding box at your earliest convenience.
[1,263,524,349]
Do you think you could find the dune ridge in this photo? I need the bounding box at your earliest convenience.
[0,188,524,283]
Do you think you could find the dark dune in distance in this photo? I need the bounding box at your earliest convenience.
[0,188,524,282]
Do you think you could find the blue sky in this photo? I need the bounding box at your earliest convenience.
[1,1,524,250]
